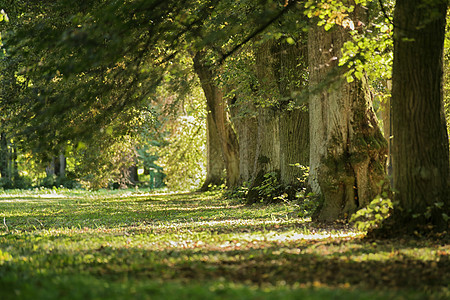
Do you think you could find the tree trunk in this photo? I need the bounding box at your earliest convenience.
[276,41,309,188]
[308,15,388,221]
[199,112,225,191]
[380,80,393,181]
[54,156,61,177]
[128,164,139,185]
[12,146,19,178]
[247,39,309,203]
[0,132,8,179]
[388,0,449,232]
[59,153,66,178]
[279,108,309,188]
[193,52,240,189]
[230,99,257,185]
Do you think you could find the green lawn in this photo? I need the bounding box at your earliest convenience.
[0,188,448,299]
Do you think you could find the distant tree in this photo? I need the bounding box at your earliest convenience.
[193,51,240,188]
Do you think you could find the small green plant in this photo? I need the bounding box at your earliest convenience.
[295,191,319,218]
[288,165,319,218]
[0,250,12,264]
[253,172,282,202]
[224,182,249,201]
[350,196,394,231]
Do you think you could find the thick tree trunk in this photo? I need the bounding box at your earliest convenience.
[280,109,309,187]
[308,17,387,221]
[247,39,309,203]
[193,52,240,189]
[231,99,257,185]
[276,41,309,187]
[388,0,449,232]
[254,40,282,174]
[46,153,66,179]
[200,113,225,191]
[54,156,61,177]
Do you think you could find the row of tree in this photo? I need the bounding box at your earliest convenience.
[192,0,449,234]
[0,0,448,235]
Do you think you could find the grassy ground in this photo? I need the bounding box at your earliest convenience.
[0,188,448,299]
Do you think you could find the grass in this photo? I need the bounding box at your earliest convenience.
[0,188,448,299]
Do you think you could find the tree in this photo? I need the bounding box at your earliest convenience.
[200,113,226,190]
[308,4,388,221]
[1,0,216,154]
[192,1,301,191]
[384,0,449,233]
[1,1,215,188]
[246,37,309,204]
[193,51,240,188]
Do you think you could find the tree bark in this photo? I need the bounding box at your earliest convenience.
[380,80,393,181]
[276,41,309,187]
[230,99,257,185]
[199,112,226,191]
[388,0,449,232]
[247,39,309,203]
[308,15,388,221]
[193,52,240,189]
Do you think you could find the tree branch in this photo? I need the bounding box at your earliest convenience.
[218,0,297,65]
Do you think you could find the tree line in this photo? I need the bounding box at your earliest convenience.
[0,0,448,236]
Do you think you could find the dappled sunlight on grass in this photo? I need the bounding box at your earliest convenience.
[0,189,449,299]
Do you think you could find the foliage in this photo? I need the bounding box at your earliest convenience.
[0,1,216,190]
[444,11,450,144]
[145,83,207,191]
[39,174,80,189]
[0,175,32,190]
[304,0,357,31]
[214,2,308,112]
[305,0,394,118]
[252,172,283,203]
[339,0,394,95]
[224,182,249,202]
[0,189,448,299]
[290,165,320,218]
[350,196,394,231]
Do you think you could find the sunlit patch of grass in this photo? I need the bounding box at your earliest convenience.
[0,189,448,299]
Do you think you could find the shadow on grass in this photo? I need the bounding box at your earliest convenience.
[1,232,448,293]
[0,191,448,299]
[0,239,447,300]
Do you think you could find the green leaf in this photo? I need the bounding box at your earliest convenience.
[380,25,389,33]
[346,75,354,83]
[286,37,295,45]
[434,202,444,208]
[77,141,86,151]
[0,9,8,22]
[324,23,333,31]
